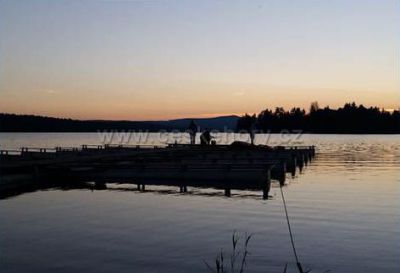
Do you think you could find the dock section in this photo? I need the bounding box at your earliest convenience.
[0,143,315,199]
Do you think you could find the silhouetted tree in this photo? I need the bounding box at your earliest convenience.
[309,101,319,113]
[236,114,256,132]
[237,102,400,134]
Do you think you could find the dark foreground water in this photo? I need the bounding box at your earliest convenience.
[0,134,399,273]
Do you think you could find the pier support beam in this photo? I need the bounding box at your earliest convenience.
[179,185,188,193]
[279,161,286,186]
[288,157,296,177]
[263,170,271,200]
[290,166,296,177]
[137,184,145,191]
[304,153,309,166]
[307,151,312,163]
[224,188,231,197]
[297,155,304,171]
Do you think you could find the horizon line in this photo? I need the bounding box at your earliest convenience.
[2,104,399,122]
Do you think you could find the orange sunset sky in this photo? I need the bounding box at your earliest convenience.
[0,0,399,120]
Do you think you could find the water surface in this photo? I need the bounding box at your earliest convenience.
[0,133,399,273]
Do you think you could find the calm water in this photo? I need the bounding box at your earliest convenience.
[0,133,399,273]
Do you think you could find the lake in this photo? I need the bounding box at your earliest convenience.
[0,133,399,273]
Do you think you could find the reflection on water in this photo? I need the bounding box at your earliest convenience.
[0,134,399,273]
[0,182,283,201]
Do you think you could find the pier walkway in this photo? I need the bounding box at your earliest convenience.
[0,143,315,199]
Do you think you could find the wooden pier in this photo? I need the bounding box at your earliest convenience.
[0,143,315,199]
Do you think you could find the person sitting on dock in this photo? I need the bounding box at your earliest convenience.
[200,129,213,145]
[187,120,198,145]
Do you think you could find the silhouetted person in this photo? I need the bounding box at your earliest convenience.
[200,129,212,145]
[187,120,198,145]
[250,122,256,145]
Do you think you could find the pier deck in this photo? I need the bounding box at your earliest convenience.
[0,143,315,199]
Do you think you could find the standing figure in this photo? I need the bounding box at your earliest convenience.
[250,122,256,145]
[188,120,198,145]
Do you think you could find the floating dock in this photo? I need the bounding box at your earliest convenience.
[0,143,315,199]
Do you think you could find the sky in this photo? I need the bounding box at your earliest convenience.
[0,0,399,120]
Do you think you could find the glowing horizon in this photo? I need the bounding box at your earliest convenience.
[0,0,399,120]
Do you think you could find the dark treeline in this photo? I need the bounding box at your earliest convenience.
[0,114,170,132]
[1,103,399,133]
[237,102,400,134]
[0,113,239,132]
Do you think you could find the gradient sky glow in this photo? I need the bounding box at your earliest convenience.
[0,0,399,120]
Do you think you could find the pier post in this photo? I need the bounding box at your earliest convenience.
[224,188,231,197]
[279,161,286,185]
[291,165,296,177]
[179,185,187,193]
[288,156,296,177]
[297,154,304,170]
[304,152,309,165]
[305,151,310,163]
[263,169,271,200]
[298,163,303,173]
[309,149,314,161]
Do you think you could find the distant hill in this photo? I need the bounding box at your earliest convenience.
[0,113,239,132]
[162,116,239,131]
